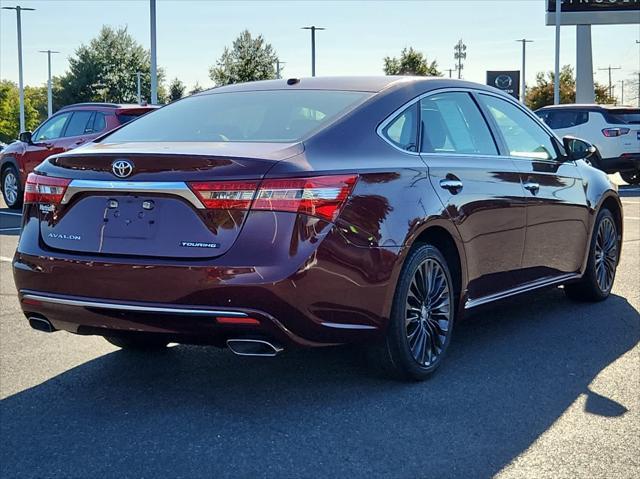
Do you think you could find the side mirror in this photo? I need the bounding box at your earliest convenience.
[562,136,596,162]
[18,131,33,144]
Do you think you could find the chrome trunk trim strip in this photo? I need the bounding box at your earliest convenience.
[61,180,205,209]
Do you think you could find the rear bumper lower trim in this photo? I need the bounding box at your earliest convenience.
[21,292,247,317]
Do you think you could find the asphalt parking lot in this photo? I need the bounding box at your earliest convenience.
[0,183,638,478]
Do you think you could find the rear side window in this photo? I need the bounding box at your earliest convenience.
[106,91,371,143]
[479,94,558,161]
[382,104,418,152]
[63,111,94,137]
[542,110,589,129]
[91,112,107,132]
[420,92,497,155]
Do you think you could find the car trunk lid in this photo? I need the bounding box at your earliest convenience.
[36,141,303,259]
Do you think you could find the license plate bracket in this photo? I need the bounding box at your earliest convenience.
[104,197,157,239]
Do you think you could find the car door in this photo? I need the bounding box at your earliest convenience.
[477,93,589,281]
[24,112,73,175]
[417,90,527,302]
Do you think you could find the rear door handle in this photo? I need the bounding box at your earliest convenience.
[439,179,463,194]
[75,139,86,145]
[524,182,540,194]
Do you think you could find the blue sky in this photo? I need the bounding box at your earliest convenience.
[1,0,638,99]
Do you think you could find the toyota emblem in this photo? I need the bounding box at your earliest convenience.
[112,160,134,178]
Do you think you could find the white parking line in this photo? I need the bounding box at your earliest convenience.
[0,211,22,217]
[0,256,13,262]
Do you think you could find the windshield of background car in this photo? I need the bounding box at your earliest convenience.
[105,90,371,143]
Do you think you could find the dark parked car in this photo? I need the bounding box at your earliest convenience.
[1,103,158,209]
[13,77,622,380]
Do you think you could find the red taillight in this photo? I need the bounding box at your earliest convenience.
[253,174,358,222]
[602,128,630,137]
[188,180,258,210]
[24,173,71,205]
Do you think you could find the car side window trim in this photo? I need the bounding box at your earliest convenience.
[377,87,510,159]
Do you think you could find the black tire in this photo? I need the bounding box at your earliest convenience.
[620,170,640,186]
[105,334,169,351]
[373,244,456,381]
[1,165,23,209]
[565,208,618,302]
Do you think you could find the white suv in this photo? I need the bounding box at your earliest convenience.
[536,105,640,184]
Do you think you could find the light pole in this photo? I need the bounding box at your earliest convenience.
[149,0,158,104]
[302,26,325,77]
[516,39,534,103]
[136,72,142,104]
[276,60,286,79]
[553,0,561,104]
[38,50,60,117]
[2,5,36,133]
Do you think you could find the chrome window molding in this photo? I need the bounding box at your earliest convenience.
[376,86,563,162]
[61,179,206,209]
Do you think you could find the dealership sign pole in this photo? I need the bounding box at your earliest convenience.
[546,0,640,104]
[554,0,561,104]
[150,0,158,104]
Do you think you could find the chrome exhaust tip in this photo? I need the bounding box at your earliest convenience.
[226,339,283,357]
[28,316,56,333]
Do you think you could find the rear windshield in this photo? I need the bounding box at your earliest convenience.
[116,111,152,125]
[608,109,640,125]
[105,90,371,143]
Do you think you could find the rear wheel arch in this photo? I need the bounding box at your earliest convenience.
[407,223,466,316]
[599,194,623,257]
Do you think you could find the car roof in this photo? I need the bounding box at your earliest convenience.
[58,103,159,112]
[194,76,500,95]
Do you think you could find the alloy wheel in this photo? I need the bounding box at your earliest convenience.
[3,171,19,206]
[405,258,451,367]
[594,217,617,293]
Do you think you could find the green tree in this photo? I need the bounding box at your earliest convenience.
[0,80,48,142]
[383,47,441,77]
[189,82,205,95]
[209,30,279,86]
[526,65,614,110]
[168,78,186,102]
[57,26,166,105]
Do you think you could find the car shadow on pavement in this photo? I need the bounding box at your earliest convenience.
[1,288,638,478]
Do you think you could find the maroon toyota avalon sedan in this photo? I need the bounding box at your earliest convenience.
[13,77,622,380]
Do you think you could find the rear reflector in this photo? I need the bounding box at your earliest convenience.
[253,174,358,221]
[216,316,260,325]
[602,128,630,137]
[188,181,259,210]
[24,173,71,205]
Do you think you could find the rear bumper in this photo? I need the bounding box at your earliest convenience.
[599,153,640,173]
[13,213,401,347]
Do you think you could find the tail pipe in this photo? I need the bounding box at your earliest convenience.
[226,339,283,357]
[28,316,56,333]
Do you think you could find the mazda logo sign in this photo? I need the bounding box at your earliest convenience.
[494,74,513,89]
[112,160,134,178]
